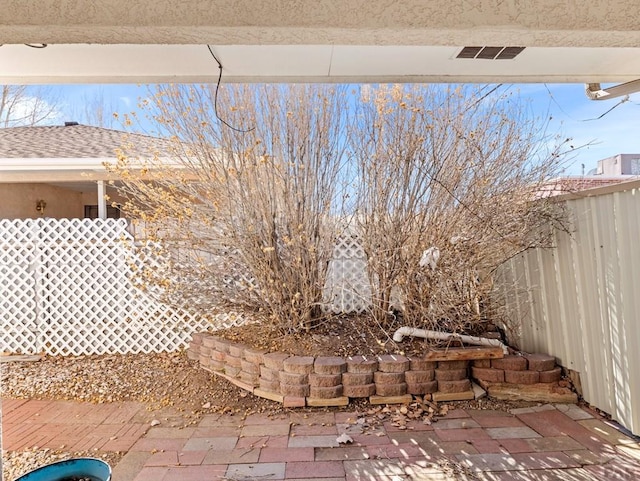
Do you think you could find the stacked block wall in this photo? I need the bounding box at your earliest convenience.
[187,333,563,407]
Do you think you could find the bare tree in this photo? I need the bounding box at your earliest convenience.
[72,87,120,128]
[0,85,60,127]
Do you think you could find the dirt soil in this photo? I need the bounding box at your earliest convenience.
[217,314,474,358]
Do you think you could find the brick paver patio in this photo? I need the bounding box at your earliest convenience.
[3,399,640,480]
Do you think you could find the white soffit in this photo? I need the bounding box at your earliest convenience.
[2,44,640,84]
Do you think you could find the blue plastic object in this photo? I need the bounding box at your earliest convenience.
[13,457,111,481]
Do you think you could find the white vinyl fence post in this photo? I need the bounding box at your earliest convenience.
[97,180,107,220]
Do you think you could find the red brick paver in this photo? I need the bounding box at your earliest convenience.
[2,399,148,452]
[4,398,640,481]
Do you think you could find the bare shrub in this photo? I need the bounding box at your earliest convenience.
[112,84,351,332]
[112,83,572,339]
[349,84,571,334]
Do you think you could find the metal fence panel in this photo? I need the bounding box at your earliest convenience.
[497,184,640,435]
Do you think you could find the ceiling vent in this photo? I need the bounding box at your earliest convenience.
[456,46,525,60]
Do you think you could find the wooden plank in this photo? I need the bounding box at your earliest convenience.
[424,346,504,361]
[432,390,475,402]
[0,354,43,363]
[368,394,413,405]
[254,388,284,403]
[306,396,349,407]
[486,382,578,404]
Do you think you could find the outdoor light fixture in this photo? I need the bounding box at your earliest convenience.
[36,199,46,215]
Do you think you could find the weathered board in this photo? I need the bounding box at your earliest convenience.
[425,346,504,361]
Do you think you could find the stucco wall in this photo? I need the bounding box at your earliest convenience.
[0,183,128,219]
[0,183,84,219]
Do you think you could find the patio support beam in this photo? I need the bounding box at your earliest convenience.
[97,180,107,220]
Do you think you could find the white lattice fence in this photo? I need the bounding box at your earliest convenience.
[324,236,371,313]
[0,218,238,356]
[1,218,374,356]
[0,219,39,354]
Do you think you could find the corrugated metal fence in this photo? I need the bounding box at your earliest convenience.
[496,180,640,435]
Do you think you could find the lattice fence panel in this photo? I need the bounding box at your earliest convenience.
[0,219,39,354]
[324,236,372,313]
[1,218,374,356]
[1,218,218,356]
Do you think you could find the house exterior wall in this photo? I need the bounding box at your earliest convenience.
[0,183,84,219]
[0,183,128,220]
[496,180,640,436]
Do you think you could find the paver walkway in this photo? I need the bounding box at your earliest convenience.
[3,399,640,480]
[2,398,149,452]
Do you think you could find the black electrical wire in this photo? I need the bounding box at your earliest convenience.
[544,83,631,122]
[206,45,255,133]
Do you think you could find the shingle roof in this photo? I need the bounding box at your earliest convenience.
[0,123,172,159]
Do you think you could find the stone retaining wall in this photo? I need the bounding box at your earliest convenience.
[188,332,568,407]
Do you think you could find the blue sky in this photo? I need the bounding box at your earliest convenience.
[43,83,640,176]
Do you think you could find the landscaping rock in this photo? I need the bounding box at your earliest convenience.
[209,359,224,371]
[211,350,226,362]
[343,383,376,398]
[408,358,437,371]
[314,356,347,374]
[309,373,342,387]
[376,382,407,397]
[404,370,435,383]
[259,365,278,381]
[283,356,315,374]
[228,344,245,358]
[310,385,343,399]
[346,355,378,373]
[259,378,280,392]
[473,359,492,368]
[525,353,556,372]
[373,371,405,384]
[240,359,260,374]
[492,355,527,371]
[280,382,310,397]
[342,372,374,386]
[504,369,540,385]
[263,352,290,370]
[279,371,308,384]
[437,379,471,393]
[406,380,438,395]
[224,365,241,377]
[186,349,199,361]
[239,371,259,385]
[539,367,562,383]
[244,348,267,365]
[376,354,410,373]
[214,339,231,353]
[225,355,243,368]
[437,360,469,370]
[471,366,505,383]
[435,368,468,381]
[202,336,219,348]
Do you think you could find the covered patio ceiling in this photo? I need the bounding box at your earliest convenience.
[1,0,640,85]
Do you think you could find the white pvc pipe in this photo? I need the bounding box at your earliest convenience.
[392,326,509,354]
